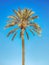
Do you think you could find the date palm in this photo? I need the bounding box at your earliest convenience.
[5,8,41,65]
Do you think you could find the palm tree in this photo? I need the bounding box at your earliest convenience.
[5,8,41,65]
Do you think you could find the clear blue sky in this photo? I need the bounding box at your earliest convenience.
[0,0,49,65]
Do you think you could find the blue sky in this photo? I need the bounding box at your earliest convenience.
[0,0,49,65]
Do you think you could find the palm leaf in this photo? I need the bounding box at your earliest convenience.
[29,16,38,20]
[26,10,34,19]
[8,16,17,19]
[29,29,35,35]
[13,9,22,19]
[32,28,41,36]
[25,30,29,40]
[7,28,19,37]
[5,22,18,28]
[8,16,19,21]
[18,8,21,15]
[12,32,17,40]
[29,11,34,16]
[23,9,29,19]
[28,22,40,29]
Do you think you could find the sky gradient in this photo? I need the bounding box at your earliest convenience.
[0,0,49,65]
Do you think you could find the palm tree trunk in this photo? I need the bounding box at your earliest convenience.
[21,29,25,65]
[22,37,25,65]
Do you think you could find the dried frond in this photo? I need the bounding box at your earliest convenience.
[5,22,18,28]
[28,11,34,17]
[23,9,29,19]
[13,9,22,19]
[25,9,34,19]
[13,10,20,18]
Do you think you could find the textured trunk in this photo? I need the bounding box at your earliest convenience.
[21,29,25,65]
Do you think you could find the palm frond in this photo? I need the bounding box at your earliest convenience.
[33,23,41,29]
[28,22,40,29]
[26,10,32,19]
[29,29,35,35]
[7,19,14,23]
[29,16,38,20]
[23,9,29,19]
[8,16,19,21]
[5,22,18,28]
[32,28,41,36]
[18,8,21,15]
[25,30,29,40]
[25,10,34,19]
[29,11,34,16]
[12,32,17,40]
[13,9,22,19]
[7,28,19,37]
[8,16,17,19]
[28,22,41,35]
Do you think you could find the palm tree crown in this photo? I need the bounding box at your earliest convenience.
[5,8,41,40]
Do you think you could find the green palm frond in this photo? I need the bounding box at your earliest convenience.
[29,29,35,35]
[7,28,19,37]
[25,30,29,40]
[29,16,38,20]
[12,32,17,40]
[32,28,41,36]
